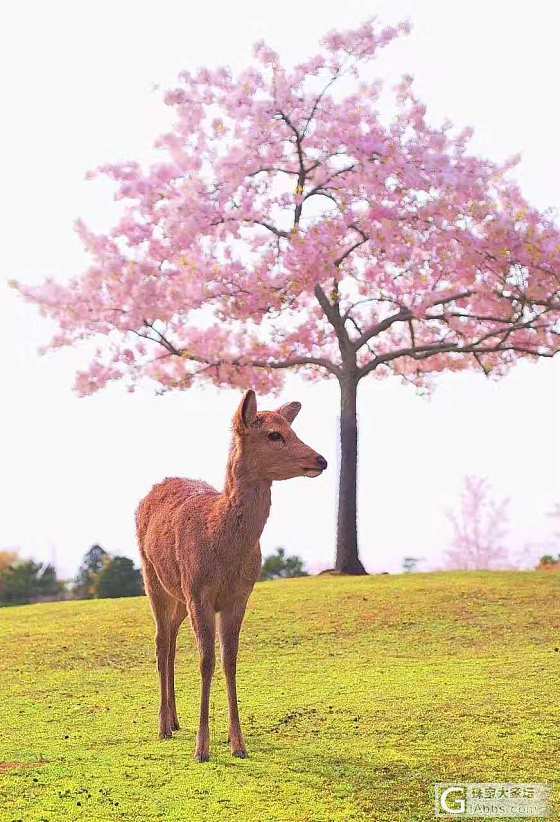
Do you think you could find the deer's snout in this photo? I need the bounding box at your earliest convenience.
[301,450,328,478]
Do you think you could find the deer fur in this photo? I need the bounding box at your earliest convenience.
[136,389,327,762]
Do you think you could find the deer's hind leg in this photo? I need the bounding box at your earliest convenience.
[144,561,183,740]
[218,598,249,758]
[188,599,216,762]
[168,599,187,731]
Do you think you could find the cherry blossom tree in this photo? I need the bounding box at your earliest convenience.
[444,476,511,570]
[17,20,560,573]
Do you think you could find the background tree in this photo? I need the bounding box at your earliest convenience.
[74,544,109,599]
[260,547,308,581]
[402,556,421,573]
[17,20,560,574]
[0,560,63,606]
[444,476,511,571]
[95,556,144,598]
[537,553,560,570]
[0,549,19,573]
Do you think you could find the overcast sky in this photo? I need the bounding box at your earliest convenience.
[1,0,559,576]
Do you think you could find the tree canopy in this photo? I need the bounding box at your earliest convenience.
[96,556,144,598]
[18,19,560,395]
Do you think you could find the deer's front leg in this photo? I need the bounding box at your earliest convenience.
[219,600,249,758]
[189,600,216,762]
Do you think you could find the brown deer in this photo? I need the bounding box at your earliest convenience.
[136,389,327,762]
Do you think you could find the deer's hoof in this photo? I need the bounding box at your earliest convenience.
[232,748,248,759]
[194,750,210,763]
[159,729,173,740]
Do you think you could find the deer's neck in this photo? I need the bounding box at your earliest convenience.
[222,443,272,547]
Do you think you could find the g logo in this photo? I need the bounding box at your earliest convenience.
[436,785,466,816]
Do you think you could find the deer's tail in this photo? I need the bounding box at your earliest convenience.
[135,497,151,563]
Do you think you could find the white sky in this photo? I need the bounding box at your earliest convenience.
[1,0,559,576]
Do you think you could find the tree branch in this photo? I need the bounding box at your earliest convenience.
[277,111,306,227]
[251,220,290,239]
[334,236,368,268]
[359,321,557,378]
[134,321,341,377]
[248,167,299,178]
[301,70,340,138]
[303,164,356,201]
[352,290,474,351]
[179,350,341,377]
[314,283,354,369]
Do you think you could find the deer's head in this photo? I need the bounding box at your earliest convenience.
[232,390,327,482]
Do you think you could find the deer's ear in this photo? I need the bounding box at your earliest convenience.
[276,401,301,424]
[234,389,258,431]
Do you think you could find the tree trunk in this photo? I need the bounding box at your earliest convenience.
[335,375,366,574]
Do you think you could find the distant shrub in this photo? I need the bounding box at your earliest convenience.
[0,560,64,606]
[537,554,560,571]
[260,548,308,581]
[95,556,144,598]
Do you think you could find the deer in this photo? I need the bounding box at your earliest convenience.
[135,389,327,762]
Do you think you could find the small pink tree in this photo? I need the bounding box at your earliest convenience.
[444,476,511,570]
[17,20,560,573]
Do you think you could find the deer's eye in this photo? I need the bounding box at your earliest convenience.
[267,431,284,443]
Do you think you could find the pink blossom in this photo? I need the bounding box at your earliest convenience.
[16,17,560,398]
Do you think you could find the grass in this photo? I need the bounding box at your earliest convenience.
[1,571,559,821]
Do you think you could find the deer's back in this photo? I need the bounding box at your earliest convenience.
[136,477,218,549]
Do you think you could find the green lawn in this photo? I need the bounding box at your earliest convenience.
[1,572,559,821]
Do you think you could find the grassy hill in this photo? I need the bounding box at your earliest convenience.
[1,572,559,821]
